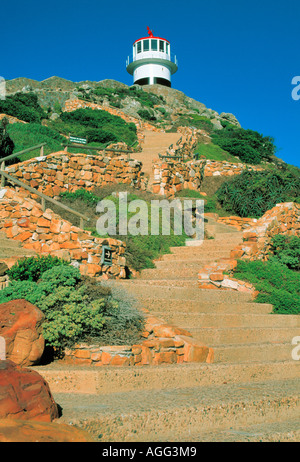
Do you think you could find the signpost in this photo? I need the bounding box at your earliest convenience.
[69,135,87,145]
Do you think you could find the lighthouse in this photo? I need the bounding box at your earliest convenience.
[126,27,178,87]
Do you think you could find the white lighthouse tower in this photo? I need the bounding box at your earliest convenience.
[126,27,178,87]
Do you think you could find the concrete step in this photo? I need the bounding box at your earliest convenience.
[159,253,232,263]
[53,379,300,442]
[140,268,200,280]
[175,419,300,442]
[213,342,298,364]
[139,298,273,315]
[32,361,300,395]
[118,282,253,303]
[190,327,300,346]
[151,312,300,329]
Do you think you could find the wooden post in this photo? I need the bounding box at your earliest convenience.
[1,161,5,187]
[40,145,44,156]
[79,217,84,229]
[41,197,46,211]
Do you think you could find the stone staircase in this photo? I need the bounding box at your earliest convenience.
[132,130,182,190]
[33,219,300,442]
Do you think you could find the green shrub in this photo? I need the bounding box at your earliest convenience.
[7,255,70,282]
[269,234,300,271]
[217,170,300,218]
[233,259,300,314]
[50,108,137,146]
[0,93,47,123]
[211,127,276,164]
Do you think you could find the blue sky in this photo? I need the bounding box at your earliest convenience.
[2,0,300,167]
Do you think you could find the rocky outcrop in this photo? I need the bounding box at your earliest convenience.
[0,360,59,421]
[0,299,45,366]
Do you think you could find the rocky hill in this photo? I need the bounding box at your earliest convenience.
[5,76,240,131]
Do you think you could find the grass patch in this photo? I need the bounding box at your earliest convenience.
[233,259,300,314]
[194,142,238,162]
[7,123,66,160]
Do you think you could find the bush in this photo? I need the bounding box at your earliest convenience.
[233,259,300,314]
[7,255,70,282]
[211,127,276,164]
[269,234,300,271]
[50,108,137,146]
[0,265,144,353]
[0,92,47,123]
[216,170,300,218]
[0,119,15,164]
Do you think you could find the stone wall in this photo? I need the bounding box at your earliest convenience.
[198,202,300,292]
[152,160,206,197]
[0,188,126,279]
[217,216,257,231]
[152,159,264,196]
[62,311,214,366]
[6,151,146,198]
[230,202,300,261]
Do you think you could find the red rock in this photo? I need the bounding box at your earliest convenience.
[0,360,59,422]
[179,335,211,363]
[0,299,45,366]
[0,419,94,442]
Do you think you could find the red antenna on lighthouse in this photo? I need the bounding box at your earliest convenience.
[147,26,154,37]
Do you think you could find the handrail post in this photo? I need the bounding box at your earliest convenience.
[80,217,84,229]
[1,161,5,188]
[41,197,46,211]
[40,145,44,156]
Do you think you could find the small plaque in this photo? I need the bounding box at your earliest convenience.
[101,245,112,266]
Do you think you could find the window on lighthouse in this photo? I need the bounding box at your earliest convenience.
[151,39,158,51]
[159,41,164,52]
[143,40,149,52]
[137,41,142,53]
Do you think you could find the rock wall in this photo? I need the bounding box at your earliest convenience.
[231,202,300,261]
[152,160,206,197]
[152,159,263,196]
[62,311,214,367]
[0,188,126,279]
[6,151,146,198]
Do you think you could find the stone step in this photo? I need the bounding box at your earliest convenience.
[138,298,273,315]
[118,282,253,303]
[32,361,300,395]
[158,253,232,263]
[174,419,300,442]
[190,327,300,346]
[213,342,298,364]
[151,312,300,329]
[140,268,200,280]
[53,379,300,442]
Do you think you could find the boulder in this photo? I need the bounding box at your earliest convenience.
[0,360,59,422]
[0,419,94,442]
[0,299,45,366]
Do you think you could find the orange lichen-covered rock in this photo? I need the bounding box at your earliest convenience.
[0,419,94,442]
[0,360,59,422]
[0,299,45,366]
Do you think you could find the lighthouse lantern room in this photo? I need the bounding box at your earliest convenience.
[126,27,178,87]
